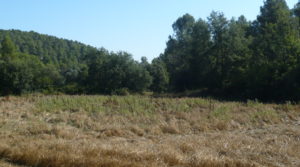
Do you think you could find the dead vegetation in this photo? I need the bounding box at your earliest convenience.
[0,95,299,167]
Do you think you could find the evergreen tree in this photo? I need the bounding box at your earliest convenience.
[189,19,212,89]
[207,11,229,89]
[249,0,300,100]
[223,16,252,95]
[162,14,195,91]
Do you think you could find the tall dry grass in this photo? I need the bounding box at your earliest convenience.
[0,95,299,167]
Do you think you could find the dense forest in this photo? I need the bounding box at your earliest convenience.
[1,0,300,101]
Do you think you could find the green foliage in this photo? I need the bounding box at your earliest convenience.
[0,35,16,58]
[87,50,152,94]
[159,0,300,101]
[248,0,300,100]
[112,88,130,96]
[0,29,97,93]
[149,58,169,92]
[0,53,42,95]
[0,30,96,65]
[1,0,300,102]
[0,30,153,95]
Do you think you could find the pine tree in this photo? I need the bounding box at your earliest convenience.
[249,0,300,100]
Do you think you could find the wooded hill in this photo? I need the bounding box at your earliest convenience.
[1,0,300,102]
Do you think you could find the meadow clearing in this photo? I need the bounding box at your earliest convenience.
[0,95,299,167]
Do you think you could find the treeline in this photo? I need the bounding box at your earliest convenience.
[157,0,300,101]
[1,0,300,101]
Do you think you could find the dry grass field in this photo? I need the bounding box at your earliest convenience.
[0,95,299,167]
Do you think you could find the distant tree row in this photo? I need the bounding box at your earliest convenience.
[1,0,300,101]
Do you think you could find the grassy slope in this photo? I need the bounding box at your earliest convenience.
[0,95,299,167]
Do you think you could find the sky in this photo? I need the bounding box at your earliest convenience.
[0,0,298,61]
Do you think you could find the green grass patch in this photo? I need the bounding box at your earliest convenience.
[34,95,158,115]
[34,95,216,115]
[211,105,232,120]
[251,109,279,123]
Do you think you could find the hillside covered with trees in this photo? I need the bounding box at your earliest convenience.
[1,0,300,101]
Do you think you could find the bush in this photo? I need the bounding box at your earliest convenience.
[111,88,130,96]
